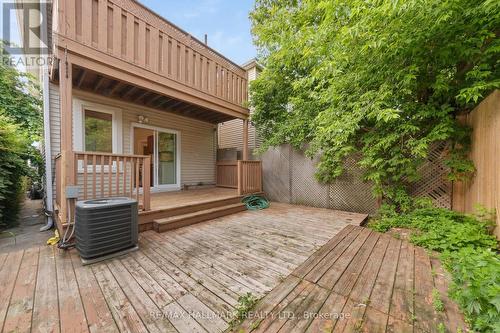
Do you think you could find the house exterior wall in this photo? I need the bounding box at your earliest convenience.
[49,84,216,199]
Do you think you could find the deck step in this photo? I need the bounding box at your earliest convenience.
[153,203,247,232]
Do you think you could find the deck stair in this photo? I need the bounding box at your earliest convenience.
[152,200,246,232]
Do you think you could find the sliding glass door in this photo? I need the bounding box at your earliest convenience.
[133,125,179,190]
[157,132,177,186]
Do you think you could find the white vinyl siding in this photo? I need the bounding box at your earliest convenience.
[48,85,217,196]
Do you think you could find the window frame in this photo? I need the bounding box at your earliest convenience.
[73,98,123,174]
[73,98,123,154]
[83,109,114,153]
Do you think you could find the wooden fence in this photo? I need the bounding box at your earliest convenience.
[216,160,263,195]
[452,90,500,239]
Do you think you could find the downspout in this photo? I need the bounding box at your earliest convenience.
[40,2,53,231]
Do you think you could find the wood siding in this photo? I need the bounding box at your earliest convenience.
[453,90,500,239]
[53,0,248,119]
[218,64,260,154]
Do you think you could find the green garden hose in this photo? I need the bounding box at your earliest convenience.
[242,195,270,210]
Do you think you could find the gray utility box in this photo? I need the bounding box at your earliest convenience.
[75,197,138,262]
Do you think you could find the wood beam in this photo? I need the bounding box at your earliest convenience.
[59,58,74,224]
[93,75,105,92]
[165,100,184,109]
[122,87,137,99]
[76,68,86,88]
[117,85,132,97]
[107,81,121,96]
[147,94,164,106]
[134,90,150,103]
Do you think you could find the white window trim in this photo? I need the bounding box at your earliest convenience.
[73,98,123,153]
[73,98,123,173]
[130,122,181,191]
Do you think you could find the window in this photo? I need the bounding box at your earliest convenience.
[84,110,112,153]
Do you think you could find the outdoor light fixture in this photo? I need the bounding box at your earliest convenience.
[138,115,149,124]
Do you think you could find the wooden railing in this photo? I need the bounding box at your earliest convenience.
[216,161,238,188]
[216,160,262,195]
[54,154,62,208]
[238,160,263,195]
[55,0,248,108]
[73,152,151,210]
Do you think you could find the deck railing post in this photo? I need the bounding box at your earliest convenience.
[237,160,243,196]
[242,119,249,160]
[143,156,151,211]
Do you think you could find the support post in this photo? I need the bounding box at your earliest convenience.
[237,160,243,196]
[242,119,249,160]
[142,156,151,211]
[59,56,74,225]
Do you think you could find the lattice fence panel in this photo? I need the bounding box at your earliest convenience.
[261,145,291,203]
[290,148,330,208]
[408,141,452,208]
[329,155,379,214]
[261,142,452,214]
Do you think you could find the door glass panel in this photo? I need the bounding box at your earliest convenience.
[157,132,176,185]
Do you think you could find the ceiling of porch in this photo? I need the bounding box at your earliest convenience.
[56,65,238,124]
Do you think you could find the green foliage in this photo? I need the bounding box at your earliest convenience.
[229,292,259,330]
[443,248,500,333]
[250,0,499,206]
[370,200,499,332]
[0,115,30,228]
[432,289,445,312]
[369,201,497,252]
[0,47,42,229]
[0,51,42,141]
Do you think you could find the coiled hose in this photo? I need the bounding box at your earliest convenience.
[242,195,270,210]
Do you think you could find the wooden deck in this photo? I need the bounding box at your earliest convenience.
[237,225,467,333]
[0,203,367,333]
[149,187,239,211]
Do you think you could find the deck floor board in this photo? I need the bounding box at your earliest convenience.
[238,225,468,333]
[0,203,465,333]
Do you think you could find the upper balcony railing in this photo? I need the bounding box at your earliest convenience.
[53,0,248,113]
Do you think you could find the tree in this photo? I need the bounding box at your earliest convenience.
[250,0,499,208]
[0,45,42,228]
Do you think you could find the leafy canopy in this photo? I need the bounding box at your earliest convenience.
[250,0,499,205]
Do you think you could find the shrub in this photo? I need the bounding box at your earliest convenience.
[443,248,500,333]
[369,202,497,252]
[0,115,29,229]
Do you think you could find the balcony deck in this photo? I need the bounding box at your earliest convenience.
[53,0,249,122]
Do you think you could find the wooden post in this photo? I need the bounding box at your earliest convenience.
[142,156,151,211]
[237,160,243,196]
[59,56,74,224]
[242,119,249,160]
